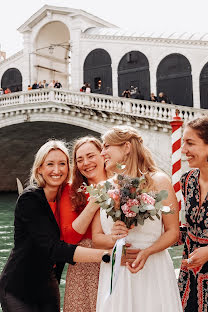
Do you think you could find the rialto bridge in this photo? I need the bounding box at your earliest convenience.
[0,89,206,191]
[1,4,208,190]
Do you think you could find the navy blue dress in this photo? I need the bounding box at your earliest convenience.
[178,169,208,312]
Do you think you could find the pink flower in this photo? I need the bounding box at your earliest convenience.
[126,198,140,207]
[108,189,120,201]
[121,204,136,218]
[108,189,120,210]
[140,193,155,206]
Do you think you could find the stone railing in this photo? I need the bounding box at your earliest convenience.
[0,88,207,122]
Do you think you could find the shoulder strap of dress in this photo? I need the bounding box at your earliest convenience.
[184,169,195,200]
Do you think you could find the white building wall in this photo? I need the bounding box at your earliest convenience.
[79,35,208,108]
[1,6,208,109]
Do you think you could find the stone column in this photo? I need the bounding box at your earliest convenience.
[149,62,157,95]
[111,59,118,97]
[70,24,82,91]
[22,31,32,91]
[192,71,200,109]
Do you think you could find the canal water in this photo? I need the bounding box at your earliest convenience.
[0,192,183,311]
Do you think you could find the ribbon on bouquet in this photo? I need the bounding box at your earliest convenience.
[110,237,126,295]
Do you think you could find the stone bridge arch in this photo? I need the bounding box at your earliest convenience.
[0,121,102,191]
[0,105,172,191]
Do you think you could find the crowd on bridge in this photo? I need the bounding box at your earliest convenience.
[1,115,208,312]
[28,80,62,90]
[122,85,171,103]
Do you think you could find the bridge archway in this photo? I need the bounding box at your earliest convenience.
[1,68,22,92]
[32,21,70,88]
[84,48,112,95]
[0,122,100,191]
[157,53,193,106]
[200,62,208,109]
[118,51,150,100]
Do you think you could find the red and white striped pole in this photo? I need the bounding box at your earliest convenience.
[170,110,183,224]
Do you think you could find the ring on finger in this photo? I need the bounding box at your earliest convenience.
[187,257,192,264]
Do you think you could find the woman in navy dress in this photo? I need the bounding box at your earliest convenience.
[178,116,208,311]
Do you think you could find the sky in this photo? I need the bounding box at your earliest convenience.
[1,0,208,57]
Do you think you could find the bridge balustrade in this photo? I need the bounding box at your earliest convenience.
[0,89,207,123]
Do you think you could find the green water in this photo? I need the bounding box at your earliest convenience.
[0,193,183,311]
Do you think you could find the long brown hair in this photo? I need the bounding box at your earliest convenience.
[71,136,103,211]
[102,126,158,191]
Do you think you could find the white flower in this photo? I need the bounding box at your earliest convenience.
[106,198,112,205]
[145,204,155,211]
[161,205,171,213]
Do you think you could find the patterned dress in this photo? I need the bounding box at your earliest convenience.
[60,184,100,312]
[178,169,208,312]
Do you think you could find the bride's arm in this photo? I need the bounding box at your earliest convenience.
[92,210,128,249]
[128,172,179,273]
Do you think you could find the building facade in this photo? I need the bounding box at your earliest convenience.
[1,5,208,108]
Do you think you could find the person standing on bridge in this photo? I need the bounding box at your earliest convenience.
[0,140,112,312]
[178,116,208,312]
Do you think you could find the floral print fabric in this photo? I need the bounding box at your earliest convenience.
[178,169,208,312]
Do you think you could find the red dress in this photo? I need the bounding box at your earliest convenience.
[60,184,100,312]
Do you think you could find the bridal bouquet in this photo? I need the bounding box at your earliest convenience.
[79,171,171,229]
[78,169,171,295]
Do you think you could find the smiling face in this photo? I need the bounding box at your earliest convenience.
[182,126,208,169]
[38,149,68,191]
[76,142,105,184]
[101,143,127,174]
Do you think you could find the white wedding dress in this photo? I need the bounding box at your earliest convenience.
[96,209,183,312]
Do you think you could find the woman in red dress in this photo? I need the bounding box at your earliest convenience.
[60,137,107,312]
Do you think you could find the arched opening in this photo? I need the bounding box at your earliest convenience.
[200,63,208,109]
[84,49,112,95]
[1,68,22,92]
[157,53,193,106]
[0,122,100,191]
[33,21,70,88]
[118,51,150,100]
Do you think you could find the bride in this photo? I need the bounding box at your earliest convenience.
[92,126,183,312]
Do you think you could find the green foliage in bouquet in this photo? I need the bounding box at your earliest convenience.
[80,173,170,229]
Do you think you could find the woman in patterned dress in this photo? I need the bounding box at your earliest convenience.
[60,137,107,312]
[178,116,208,311]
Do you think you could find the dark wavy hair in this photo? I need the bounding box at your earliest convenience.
[186,116,208,144]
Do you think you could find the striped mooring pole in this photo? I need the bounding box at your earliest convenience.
[170,110,183,224]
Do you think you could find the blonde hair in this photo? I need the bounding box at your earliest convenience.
[71,136,103,211]
[102,126,158,191]
[30,140,70,188]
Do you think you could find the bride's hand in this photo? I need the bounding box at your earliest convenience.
[126,249,150,273]
[111,220,128,244]
[121,243,141,266]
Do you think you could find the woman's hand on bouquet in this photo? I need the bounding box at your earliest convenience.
[182,246,208,269]
[121,243,141,266]
[86,196,100,213]
[111,220,128,244]
[126,249,150,273]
